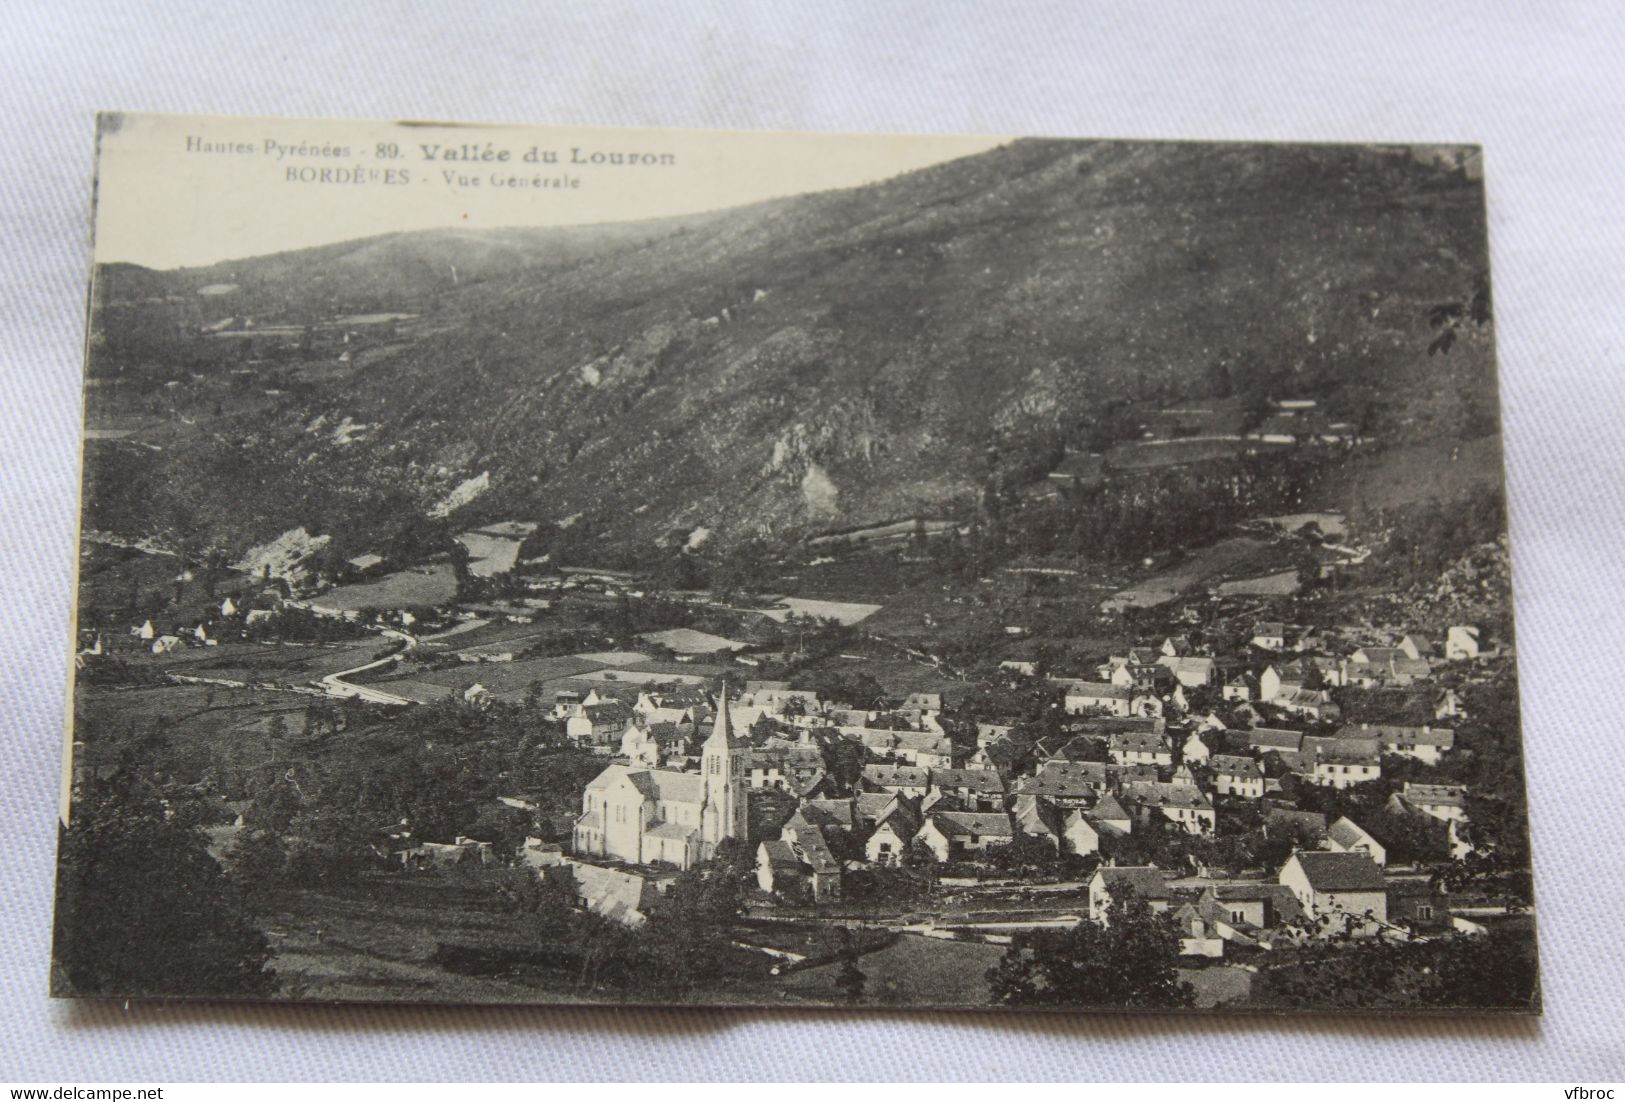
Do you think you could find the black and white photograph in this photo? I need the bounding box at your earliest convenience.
[53,112,1539,1015]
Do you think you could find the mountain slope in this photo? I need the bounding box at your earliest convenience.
[83,139,1498,560]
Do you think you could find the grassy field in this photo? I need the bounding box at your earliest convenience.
[383,655,604,698]
[73,681,309,781]
[260,876,596,1005]
[777,932,1007,1007]
[1324,433,1504,516]
[1106,537,1282,609]
[144,639,388,683]
[639,627,749,653]
[313,563,458,612]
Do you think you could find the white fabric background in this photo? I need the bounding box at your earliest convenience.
[3,0,1622,1082]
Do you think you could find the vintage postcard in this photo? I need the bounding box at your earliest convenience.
[56,112,1537,1012]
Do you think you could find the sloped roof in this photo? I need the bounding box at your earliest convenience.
[1090,793,1131,822]
[645,821,698,843]
[1093,865,1171,900]
[1328,816,1380,852]
[929,810,1014,838]
[759,839,801,870]
[1404,782,1467,807]
[1065,680,1134,701]
[1264,807,1327,836]
[1012,794,1061,837]
[1159,656,1215,678]
[1110,731,1168,754]
[791,825,841,874]
[645,768,704,804]
[1249,727,1304,753]
[1125,781,1213,812]
[1287,850,1385,892]
[864,763,930,785]
[1308,738,1379,768]
[929,768,1005,793]
[1339,723,1455,747]
[1203,882,1305,925]
[1209,754,1263,779]
[790,799,856,832]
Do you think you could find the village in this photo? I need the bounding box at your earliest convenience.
[68,410,1529,1006]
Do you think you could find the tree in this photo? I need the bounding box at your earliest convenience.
[53,774,276,998]
[1263,927,1538,1011]
[987,890,1194,1009]
[640,839,751,990]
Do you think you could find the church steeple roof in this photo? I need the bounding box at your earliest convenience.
[705,685,748,749]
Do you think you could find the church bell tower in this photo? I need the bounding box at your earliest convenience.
[699,686,749,857]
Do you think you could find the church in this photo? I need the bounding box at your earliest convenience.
[572,688,750,870]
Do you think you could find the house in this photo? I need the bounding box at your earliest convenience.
[928,768,1006,811]
[1264,806,1327,843]
[860,763,930,799]
[399,835,495,869]
[1181,730,1211,766]
[1398,634,1433,660]
[1124,782,1215,834]
[1386,875,1452,935]
[768,822,842,901]
[620,718,686,768]
[1326,815,1386,866]
[747,746,827,794]
[1159,635,1195,658]
[1348,647,1433,686]
[888,730,956,768]
[1337,722,1455,765]
[1248,727,1304,755]
[1062,680,1134,717]
[1011,794,1062,849]
[976,722,1014,748]
[1108,730,1173,768]
[786,799,858,842]
[1252,622,1287,651]
[1302,736,1380,789]
[915,810,1015,862]
[1393,782,1469,823]
[1278,850,1387,936]
[571,697,749,870]
[1014,761,1108,808]
[1445,625,1481,661]
[1258,665,1298,702]
[567,701,634,751]
[1434,688,1464,720]
[1088,793,1133,836]
[1157,655,1215,689]
[1223,673,1258,702]
[902,692,943,714]
[1192,883,1305,950]
[1273,687,1340,721]
[1201,882,1306,933]
[1169,902,1228,957]
[546,857,670,927]
[756,840,804,895]
[1088,865,1172,922]
[864,797,925,865]
[1209,754,1265,799]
